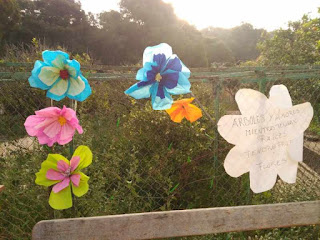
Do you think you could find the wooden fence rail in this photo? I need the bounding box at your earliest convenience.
[32,201,320,240]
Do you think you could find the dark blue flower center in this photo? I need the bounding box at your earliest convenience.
[137,54,183,99]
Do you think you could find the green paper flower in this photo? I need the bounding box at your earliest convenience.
[35,145,92,210]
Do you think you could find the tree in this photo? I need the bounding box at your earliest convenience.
[258,10,320,65]
[0,0,20,45]
[202,23,265,62]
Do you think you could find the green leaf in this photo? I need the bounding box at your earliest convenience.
[169,183,179,193]
[210,178,214,189]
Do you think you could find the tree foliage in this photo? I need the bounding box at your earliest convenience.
[202,23,266,62]
[4,0,317,67]
[258,10,320,65]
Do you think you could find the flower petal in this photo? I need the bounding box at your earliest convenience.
[269,84,293,108]
[173,97,194,105]
[47,79,69,100]
[43,121,61,138]
[57,160,70,172]
[70,156,80,172]
[28,60,51,90]
[42,50,69,69]
[167,106,185,123]
[70,173,81,187]
[224,146,251,177]
[60,123,75,141]
[269,85,303,163]
[49,185,72,210]
[35,107,61,118]
[249,152,286,193]
[235,89,272,115]
[136,62,154,81]
[24,115,45,136]
[277,158,298,183]
[67,75,92,102]
[162,55,182,72]
[143,43,172,66]
[35,154,69,186]
[125,83,153,99]
[46,169,65,181]
[151,83,173,110]
[52,177,70,193]
[160,72,179,89]
[72,172,89,197]
[72,145,92,171]
[65,59,80,78]
[38,66,60,86]
[166,72,191,95]
[67,77,85,97]
[185,104,202,122]
[249,165,278,193]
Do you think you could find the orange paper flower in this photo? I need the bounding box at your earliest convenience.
[166,98,202,123]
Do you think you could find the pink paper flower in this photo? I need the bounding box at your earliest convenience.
[35,145,92,210]
[24,106,83,146]
[47,156,81,193]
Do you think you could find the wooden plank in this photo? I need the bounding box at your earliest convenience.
[32,201,320,240]
[0,185,4,193]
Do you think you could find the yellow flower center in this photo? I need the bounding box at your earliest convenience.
[155,73,162,82]
[58,116,67,126]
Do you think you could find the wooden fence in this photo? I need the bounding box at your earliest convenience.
[32,201,320,240]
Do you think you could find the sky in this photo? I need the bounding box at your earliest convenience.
[79,0,319,31]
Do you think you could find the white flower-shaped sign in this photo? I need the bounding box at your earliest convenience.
[218,85,314,193]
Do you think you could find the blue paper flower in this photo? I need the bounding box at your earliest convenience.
[125,43,191,110]
[28,50,92,102]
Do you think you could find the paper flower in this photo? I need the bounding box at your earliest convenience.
[166,98,202,123]
[217,85,313,193]
[28,50,91,101]
[35,145,92,210]
[24,106,83,147]
[125,43,191,110]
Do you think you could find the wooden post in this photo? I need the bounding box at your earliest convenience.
[32,201,320,240]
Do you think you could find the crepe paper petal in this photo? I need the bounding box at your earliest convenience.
[57,160,70,172]
[70,156,80,172]
[49,185,72,210]
[35,145,92,210]
[35,154,69,187]
[29,50,91,102]
[72,172,89,197]
[72,145,93,171]
[52,177,70,193]
[125,43,191,110]
[24,106,83,147]
[70,174,81,187]
[166,97,202,123]
[46,169,65,181]
[217,85,314,193]
[143,43,172,65]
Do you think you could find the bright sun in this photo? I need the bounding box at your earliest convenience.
[163,0,319,30]
[80,0,319,31]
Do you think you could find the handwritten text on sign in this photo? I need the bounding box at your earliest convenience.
[218,85,313,193]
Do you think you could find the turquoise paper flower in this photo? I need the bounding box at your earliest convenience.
[125,43,191,110]
[28,50,92,102]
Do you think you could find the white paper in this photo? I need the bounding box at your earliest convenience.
[218,85,314,193]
